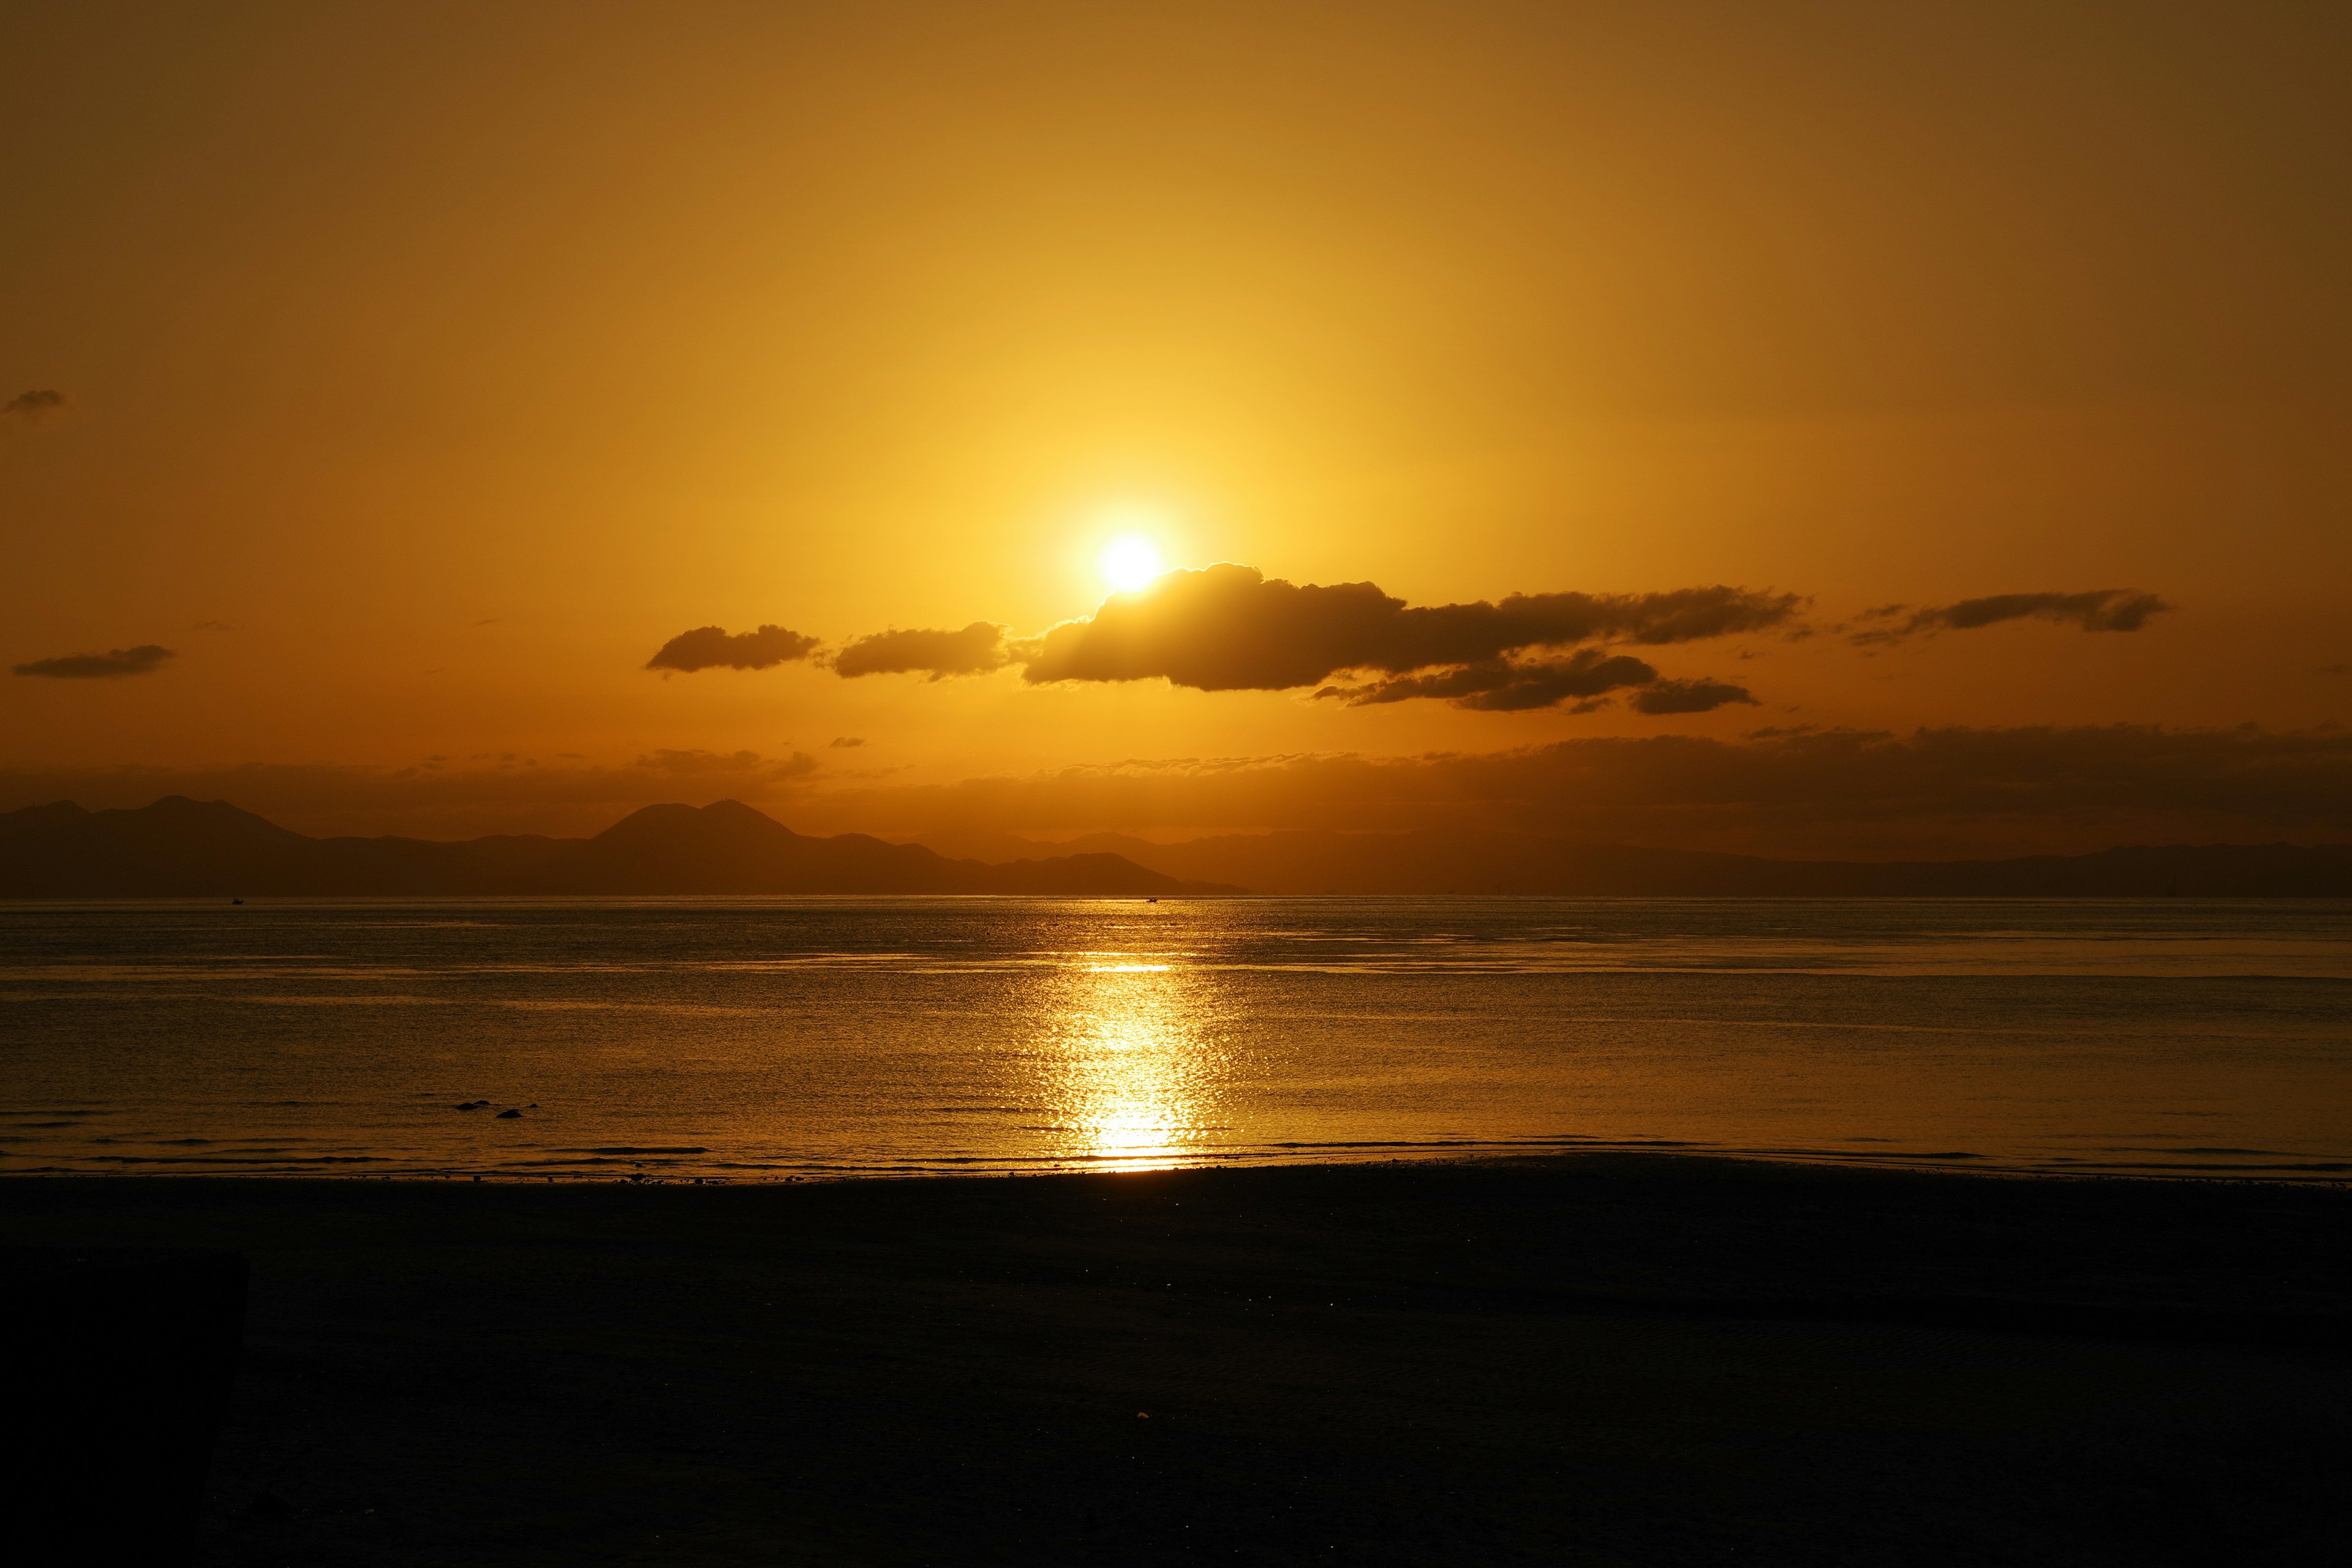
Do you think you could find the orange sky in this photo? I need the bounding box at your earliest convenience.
[4,3,2348,850]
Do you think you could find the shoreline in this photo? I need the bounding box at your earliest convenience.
[12,1140,2350,1185]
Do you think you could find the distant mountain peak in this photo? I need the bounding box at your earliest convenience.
[592,798,804,848]
[697,798,789,828]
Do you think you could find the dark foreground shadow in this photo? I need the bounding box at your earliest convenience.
[1,1246,246,1564]
[1,1156,2345,1566]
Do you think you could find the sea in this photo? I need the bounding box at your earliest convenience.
[3,897,2347,1182]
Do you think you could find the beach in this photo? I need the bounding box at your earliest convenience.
[7,1155,2346,1565]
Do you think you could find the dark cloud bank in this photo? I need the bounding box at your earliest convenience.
[12,644,175,679]
[1019,567,1789,712]
[1021,567,1798,692]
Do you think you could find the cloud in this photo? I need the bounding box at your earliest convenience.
[828,736,865,748]
[1630,677,1760,715]
[807,564,1793,708]
[833,622,1010,679]
[12,644,175,679]
[1322,649,1656,711]
[1321,650,1760,714]
[2,389,66,424]
[644,624,820,673]
[1020,564,1801,703]
[1849,590,2170,646]
[779,724,2352,859]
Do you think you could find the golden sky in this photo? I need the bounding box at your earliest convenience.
[4,2,2348,851]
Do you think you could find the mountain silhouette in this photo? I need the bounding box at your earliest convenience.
[10,797,2352,897]
[910,825,2352,897]
[0,798,1235,897]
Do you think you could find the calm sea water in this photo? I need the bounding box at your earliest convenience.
[3,897,2348,1182]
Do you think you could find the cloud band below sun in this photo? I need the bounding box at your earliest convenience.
[1018,566,1797,698]
[641,564,2171,716]
[647,564,1790,713]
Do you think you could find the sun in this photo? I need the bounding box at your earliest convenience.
[1098,533,1167,594]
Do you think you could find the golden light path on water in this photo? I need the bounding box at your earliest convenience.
[1045,958,1215,1172]
[6,898,2350,1182]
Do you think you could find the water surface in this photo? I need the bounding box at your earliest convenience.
[3,897,2346,1180]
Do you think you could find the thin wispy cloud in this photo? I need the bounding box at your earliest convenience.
[1847,590,2170,647]
[1630,677,1760,715]
[12,644,175,679]
[2,389,67,425]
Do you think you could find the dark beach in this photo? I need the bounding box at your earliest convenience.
[6,1155,2346,1566]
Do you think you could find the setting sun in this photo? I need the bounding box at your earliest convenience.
[1098,533,1167,594]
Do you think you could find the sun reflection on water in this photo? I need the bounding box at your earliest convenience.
[1046,956,1220,1171]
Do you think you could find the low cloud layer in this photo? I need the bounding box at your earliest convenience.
[12,644,175,679]
[644,624,820,673]
[833,622,1009,679]
[1849,590,2170,646]
[2,389,66,424]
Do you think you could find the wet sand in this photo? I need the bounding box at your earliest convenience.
[5,1156,2347,1565]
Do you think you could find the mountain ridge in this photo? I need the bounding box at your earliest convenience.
[0,797,1237,897]
[7,797,2352,897]
[905,825,2352,897]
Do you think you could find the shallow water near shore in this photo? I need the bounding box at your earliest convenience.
[3,895,2347,1180]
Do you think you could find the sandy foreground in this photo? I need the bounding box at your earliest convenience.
[4,1155,2347,1566]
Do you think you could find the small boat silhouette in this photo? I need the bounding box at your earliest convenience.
[230,897,244,905]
